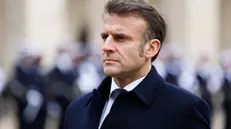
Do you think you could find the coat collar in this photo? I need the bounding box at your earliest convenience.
[132,66,165,105]
[82,66,165,129]
[85,65,165,107]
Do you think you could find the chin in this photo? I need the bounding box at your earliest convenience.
[103,67,121,77]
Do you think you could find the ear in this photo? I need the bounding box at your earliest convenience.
[144,39,161,59]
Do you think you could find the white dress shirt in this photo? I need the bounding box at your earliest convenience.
[98,76,146,129]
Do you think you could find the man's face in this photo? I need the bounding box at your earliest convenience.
[101,14,149,77]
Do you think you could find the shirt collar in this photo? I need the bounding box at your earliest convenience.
[110,75,147,95]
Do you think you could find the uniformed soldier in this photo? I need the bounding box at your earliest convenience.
[11,44,47,129]
[220,50,231,129]
[165,55,182,86]
[163,44,182,86]
[45,43,81,129]
[221,66,231,129]
[195,54,213,118]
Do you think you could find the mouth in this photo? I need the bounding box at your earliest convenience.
[103,58,119,63]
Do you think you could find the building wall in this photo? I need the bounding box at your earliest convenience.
[150,0,221,65]
[221,0,231,50]
[1,0,26,73]
[0,0,6,65]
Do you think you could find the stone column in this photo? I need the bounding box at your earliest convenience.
[150,0,186,45]
[0,0,6,66]
[150,0,220,65]
[24,0,69,67]
[84,0,108,43]
[184,0,221,65]
[3,0,26,72]
[66,0,87,40]
[220,0,231,50]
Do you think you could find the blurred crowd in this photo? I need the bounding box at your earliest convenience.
[0,39,230,129]
[0,38,105,129]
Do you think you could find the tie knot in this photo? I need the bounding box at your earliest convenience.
[110,89,127,99]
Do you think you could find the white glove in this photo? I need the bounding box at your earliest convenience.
[22,105,40,123]
[23,89,43,123]
[26,89,43,107]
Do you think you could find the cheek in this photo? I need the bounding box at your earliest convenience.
[124,50,142,63]
[139,43,147,57]
[117,43,143,62]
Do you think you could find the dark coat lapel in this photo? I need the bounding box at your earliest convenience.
[82,77,111,129]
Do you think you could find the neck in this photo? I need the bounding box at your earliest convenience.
[113,64,152,88]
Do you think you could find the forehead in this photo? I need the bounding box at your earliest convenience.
[103,14,147,35]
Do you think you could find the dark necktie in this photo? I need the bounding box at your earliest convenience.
[110,89,127,99]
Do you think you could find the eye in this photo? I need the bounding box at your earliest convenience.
[101,33,108,41]
[114,35,126,42]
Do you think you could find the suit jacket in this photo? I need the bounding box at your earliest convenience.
[64,66,210,129]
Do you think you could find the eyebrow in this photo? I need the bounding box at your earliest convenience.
[100,32,132,40]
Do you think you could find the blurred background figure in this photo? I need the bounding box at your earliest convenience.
[220,49,231,129]
[164,43,182,86]
[10,43,47,129]
[195,53,214,118]
[0,64,7,118]
[74,26,102,94]
[194,52,223,126]
[45,42,82,129]
[75,41,101,94]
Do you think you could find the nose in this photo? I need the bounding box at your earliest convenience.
[102,36,116,52]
